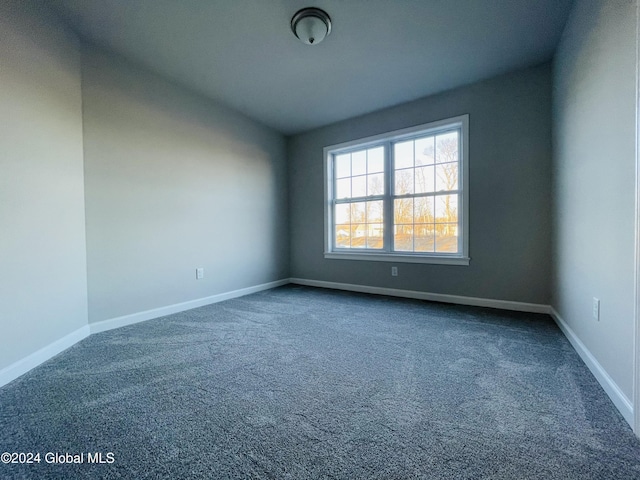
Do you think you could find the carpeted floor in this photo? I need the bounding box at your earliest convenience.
[1,285,639,479]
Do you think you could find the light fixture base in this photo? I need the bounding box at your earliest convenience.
[291,7,332,45]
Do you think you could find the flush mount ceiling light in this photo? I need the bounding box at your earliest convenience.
[291,7,332,45]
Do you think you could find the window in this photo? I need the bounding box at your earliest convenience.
[324,115,469,265]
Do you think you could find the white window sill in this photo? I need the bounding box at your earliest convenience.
[324,252,470,266]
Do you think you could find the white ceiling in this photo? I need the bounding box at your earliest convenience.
[49,0,574,135]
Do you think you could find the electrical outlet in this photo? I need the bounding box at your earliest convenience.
[391,266,398,277]
[196,267,204,280]
[592,297,600,321]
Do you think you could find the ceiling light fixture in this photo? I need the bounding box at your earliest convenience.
[291,7,332,45]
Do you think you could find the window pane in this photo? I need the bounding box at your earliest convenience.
[436,131,458,164]
[351,202,366,223]
[394,198,414,225]
[367,147,384,173]
[395,169,414,195]
[367,200,383,223]
[414,196,434,223]
[352,175,366,198]
[351,224,366,248]
[366,224,384,249]
[435,194,458,223]
[352,150,367,176]
[335,154,351,178]
[435,224,458,253]
[336,178,350,199]
[394,224,413,251]
[414,224,435,252]
[367,173,384,196]
[335,224,350,248]
[335,203,350,224]
[394,140,414,169]
[415,166,435,194]
[415,136,435,166]
[435,162,458,191]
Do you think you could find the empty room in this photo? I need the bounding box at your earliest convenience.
[2,0,640,478]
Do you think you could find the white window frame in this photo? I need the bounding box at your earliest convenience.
[323,114,470,265]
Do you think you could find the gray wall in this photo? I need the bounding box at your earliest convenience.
[288,64,553,305]
[81,48,289,323]
[552,0,637,400]
[0,2,88,369]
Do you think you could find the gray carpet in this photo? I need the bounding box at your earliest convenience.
[1,285,639,479]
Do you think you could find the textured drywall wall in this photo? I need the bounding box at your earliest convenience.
[552,0,637,400]
[81,48,289,323]
[288,64,553,305]
[0,2,88,369]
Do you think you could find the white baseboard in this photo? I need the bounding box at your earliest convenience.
[289,278,550,314]
[290,278,634,426]
[1,277,634,430]
[549,307,633,427]
[0,279,289,387]
[0,324,90,388]
[90,279,290,334]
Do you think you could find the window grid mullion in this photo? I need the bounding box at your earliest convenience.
[384,141,394,252]
[392,189,462,200]
[334,195,385,204]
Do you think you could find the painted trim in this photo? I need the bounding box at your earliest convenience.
[634,0,640,436]
[90,279,290,334]
[289,277,550,313]
[550,307,634,426]
[289,277,634,425]
[0,279,289,387]
[1,276,633,430]
[0,325,90,388]
[323,252,471,265]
